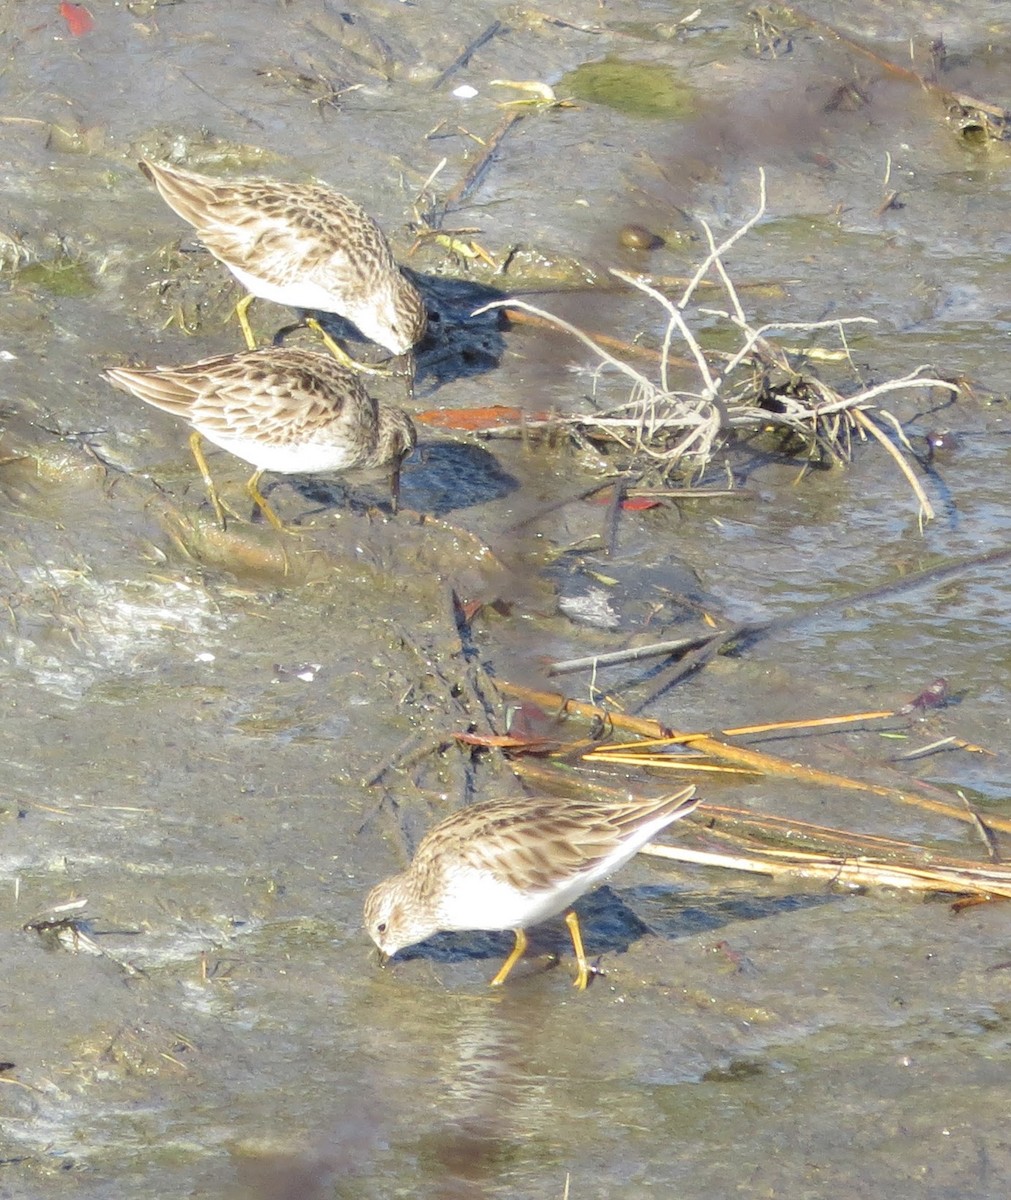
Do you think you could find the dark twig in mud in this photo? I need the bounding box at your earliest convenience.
[175,69,267,131]
[431,20,505,90]
[361,588,507,794]
[629,629,738,713]
[428,110,525,226]
[504,479,626,533]
[361,732,449,790]
[475,172,961,515]
[772,5,1010,141]
[602,477,625,557]
[495,470,743,525]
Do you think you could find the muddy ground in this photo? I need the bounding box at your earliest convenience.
[1,2,1010,1198]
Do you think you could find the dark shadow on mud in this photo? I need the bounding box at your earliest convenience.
[632,884,841,938]
[280,439,518,519]
[404,439,519,514]
[389,885,838,969]
[305,271,510,398]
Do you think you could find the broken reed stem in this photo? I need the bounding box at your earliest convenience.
[497,678,1011,834]
[639,841,1011,899]
[474,296,650,386]
[850,408,934,519]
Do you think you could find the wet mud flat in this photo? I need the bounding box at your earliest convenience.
[1,2,1011,1198]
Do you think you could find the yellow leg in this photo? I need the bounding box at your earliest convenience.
[188,430,236,529]
[565,910,591,991]
[235,293,257,351]
[305,318,390,377]
[489,928,528,988]
[245,469,293,534]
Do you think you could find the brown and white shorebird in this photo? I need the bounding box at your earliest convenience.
[104,346,416,531]
[138,159,427,362]
[364,785,699,990]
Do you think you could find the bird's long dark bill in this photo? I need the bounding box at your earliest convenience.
[389,460,403,514]
[374,947,391,968]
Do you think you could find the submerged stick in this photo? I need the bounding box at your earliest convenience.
[548,543,1011,677]
[549,633,717,676]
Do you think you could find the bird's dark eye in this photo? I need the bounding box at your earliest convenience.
[376,921,387,934]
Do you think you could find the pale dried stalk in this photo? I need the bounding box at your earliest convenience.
[812,370,959,416]
[641,842,1011,899]
[699,218,747,325]
[851,408,934,519]
[610,268,714,395]
[471,297,649,387]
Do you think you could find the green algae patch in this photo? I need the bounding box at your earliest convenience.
[17,257,96,297]
[562,59,695,119]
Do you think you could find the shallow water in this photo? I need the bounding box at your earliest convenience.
[1,1,1010,1197]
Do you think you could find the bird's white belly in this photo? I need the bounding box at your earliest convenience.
[439,867,582,932]
[199,431,354,475]
[226,263,343,312]
[438,840,653,933]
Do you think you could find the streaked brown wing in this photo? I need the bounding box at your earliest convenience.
[420,799,663,896]
[106,349,368,445]
[197,184,382,291]
[140,161,224,232]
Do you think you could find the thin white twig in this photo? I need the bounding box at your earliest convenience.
[700,217,748,326]
[611,269,715,395]
[677,168,767,309]
[471,298,649,387]
[813,372,960,416]
[850,408,934,520]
